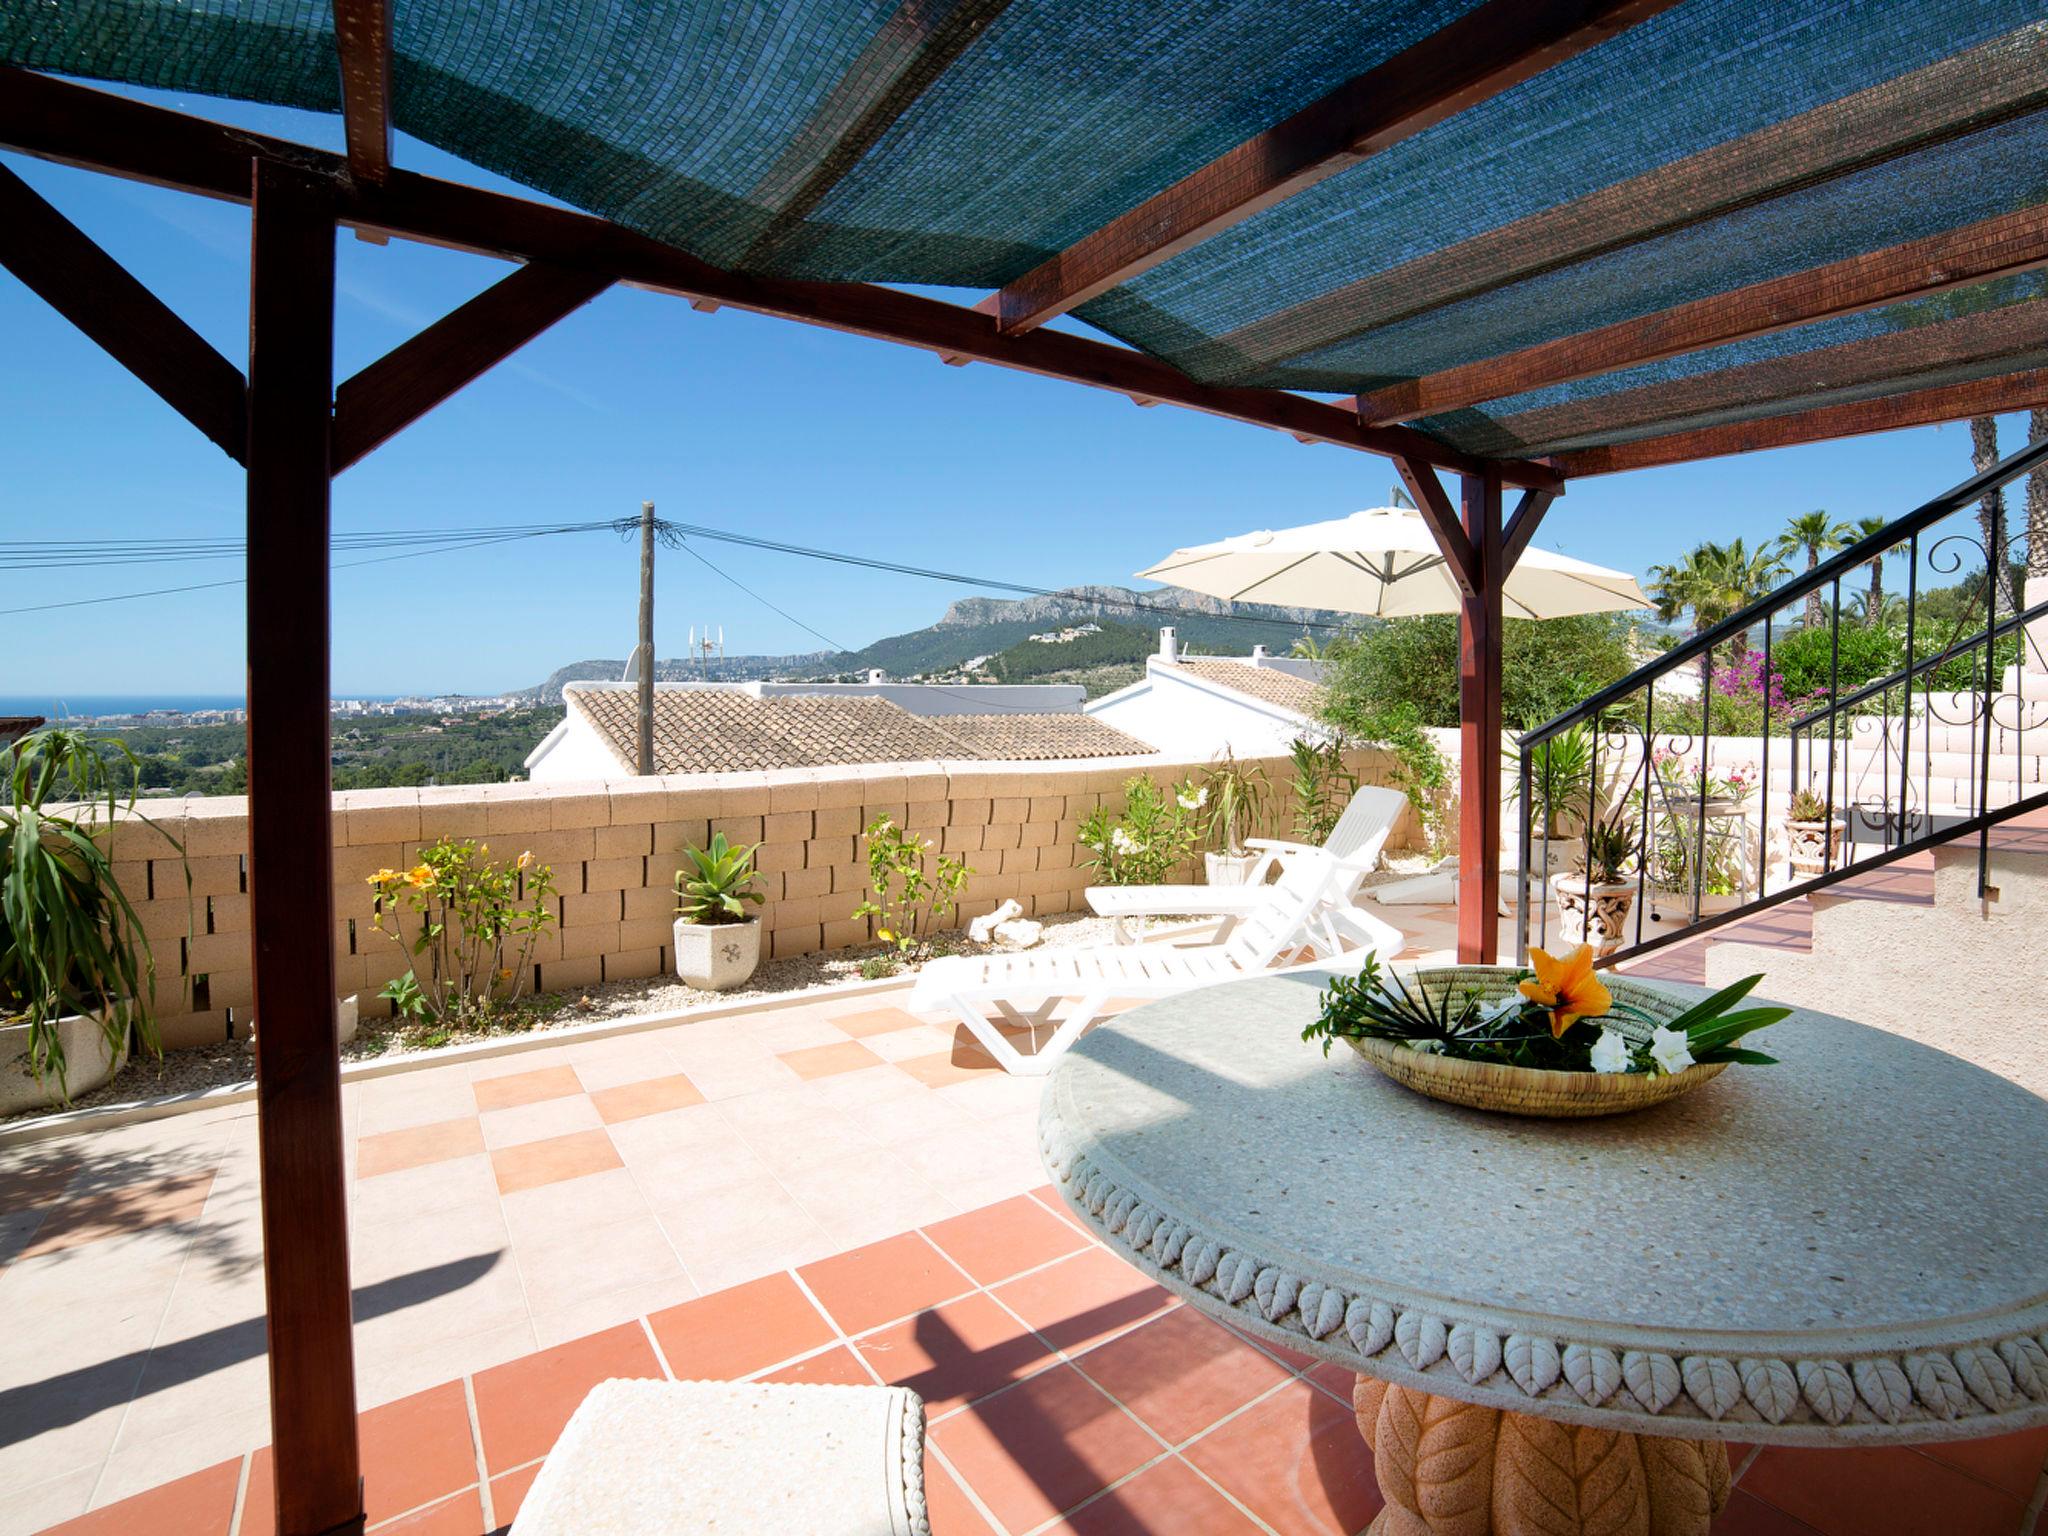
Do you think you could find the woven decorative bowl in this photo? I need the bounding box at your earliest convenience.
[1342,966,1728,1119]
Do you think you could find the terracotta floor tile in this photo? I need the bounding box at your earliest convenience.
[855,1291,1057,1415]
[1304,1361,1355,1405]
[930,1363,1161,1533]
[646,1270,837,1380]
[471,1321,662,1472]
[777,1040,885,1080]
[895,1047,1001,1090]
[472,1065,585,1113]
[922,1194,1089,1288]
[20,1168,218,1257]
[924,1451,1000,1536]
[1223,1318,1320,1374]
[761,1344,877,1386]
[50,1457,241,1536]
[799,1231,974,1336]
[830,1006,929,1038]
[587,1072,705,1124]
[1715,1444,2025,1536]
[370,1487,485,1534]
[489,1127,621,1195]
[993,1246,1177,1357]
[358,1118,486,1181]
[1075,1308,1292,1445]
[1912,1424,2048,1502]
[487,1463,542,1530]
[1062,1455,1265,1534]
[1182,1379,1383,1536]
[242,1381,479,1534]
[1711,1490,1828,1535]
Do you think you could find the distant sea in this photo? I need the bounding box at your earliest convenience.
[0,694,249,719]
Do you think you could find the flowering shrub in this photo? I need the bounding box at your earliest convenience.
[852,815,970,964]
[367,838,556,1026]
[1077,776,1202,886]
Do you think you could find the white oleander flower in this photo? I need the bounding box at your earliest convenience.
[1589,1029,1632,1075]
[1647,1025,1695,1076]
[1178,786,1209,811]
[1110,827,1144,856]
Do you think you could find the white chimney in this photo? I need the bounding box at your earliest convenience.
[1251,644,1268,662]
[867,668,887,685]
[1158,626,1176,661]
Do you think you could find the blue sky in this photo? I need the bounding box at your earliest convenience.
[1,83,2034,698]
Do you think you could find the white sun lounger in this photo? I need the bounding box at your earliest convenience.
[910,853,1403,1076]
[1086,784,1408,945]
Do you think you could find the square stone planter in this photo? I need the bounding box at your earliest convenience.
[673,917,762,990]
[1203,850,1259,886]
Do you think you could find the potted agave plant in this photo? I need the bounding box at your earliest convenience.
[0,728,179,1111]
[1200,751,1269,886]
[1549,807,1639,957]
[673,832,765,990]
[1782,784,1845,879]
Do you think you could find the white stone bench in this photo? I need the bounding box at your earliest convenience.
[509,1378,930,1535]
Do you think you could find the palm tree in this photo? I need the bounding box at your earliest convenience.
[1849,514,1898,628]
[1774,510,1853,629]
[1646,539,1787,714]
[1971,415,2010,618]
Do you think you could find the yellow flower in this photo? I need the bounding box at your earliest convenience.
[1518,944,1612,1039]
[517,850,534,870]
[405,863,435,890]
[366,867,398,887]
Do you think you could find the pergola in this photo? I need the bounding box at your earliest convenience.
[2,4,2043,1530]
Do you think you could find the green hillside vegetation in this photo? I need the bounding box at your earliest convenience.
[983,622,1154,681]
[92,707,567,796]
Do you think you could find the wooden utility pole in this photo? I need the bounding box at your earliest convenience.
[637,500,655,775]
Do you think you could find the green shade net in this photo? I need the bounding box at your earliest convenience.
[6,0,2044,461]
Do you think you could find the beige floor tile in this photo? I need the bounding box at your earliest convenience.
[465,1046,573,1082]
[347,1149,499,1229]
[355,1316,538,1411]
[92,1406,266,1509]
[0,1394,135,1505]
[794,1064,930,1113]
[837,1085,977,1147]
[854,1023,961,1062]
[530,1272,701,1351]
[745,1010,858,1052]
[890,1121,1046,1200]
[513,1209,688,1316]
[660,1039,802,1100]
[934,1071,1049,1119]
[557,1034,685,1091]
[499,1166,650,1247]
[0,1465,99,1536]
[351,1188,511,1288]
[652,1174,836,1296]
[478,1091,604,1150]
[356,1071,485,1136]
[788,1149,960,1251]
[604,1100,752,1169]
[733,1111,882,1178]
[109,1339,270,1462]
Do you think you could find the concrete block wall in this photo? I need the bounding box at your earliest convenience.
[99,746,1404,1051]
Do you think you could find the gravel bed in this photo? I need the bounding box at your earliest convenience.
[5,865,1437,1128]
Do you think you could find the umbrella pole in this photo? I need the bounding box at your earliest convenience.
[1457,469,1505,963]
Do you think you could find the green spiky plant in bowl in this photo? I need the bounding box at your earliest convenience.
[672,833,764,990]
[1,727,183,1110]
[1549,805,1640,955]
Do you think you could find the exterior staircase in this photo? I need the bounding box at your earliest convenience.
[1514,433,2048,971]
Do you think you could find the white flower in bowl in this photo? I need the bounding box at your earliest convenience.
[1589,1029,1632,1075]
[1647,1025,1695,1076]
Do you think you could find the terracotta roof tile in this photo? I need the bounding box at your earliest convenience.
[1166,660,1324,718]
[564,687,1154,773]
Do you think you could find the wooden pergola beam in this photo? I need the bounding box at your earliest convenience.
[332,0,394,184]
[1500,489,1556,574]
[1392,455,1478,597]
[0,160,246,461]
[1553,367,2048,476]
[1358,204,2048,425]
[0,66,1561,492]
[990,0,1680,336]
[332,261,613,470]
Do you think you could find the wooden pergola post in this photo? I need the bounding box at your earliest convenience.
[1458,468,1505,964]
[245,160,365,1536]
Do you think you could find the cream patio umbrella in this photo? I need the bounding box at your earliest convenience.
[1136,506,1648,619]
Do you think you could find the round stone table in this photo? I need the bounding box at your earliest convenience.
[1038,972,2048,1535]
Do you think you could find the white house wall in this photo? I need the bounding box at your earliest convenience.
[525,714,630,782]
[1086,670,1306,760]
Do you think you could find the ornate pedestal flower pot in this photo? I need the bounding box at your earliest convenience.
[673,917,761,990]
[1203,850,1259,886]
[1784,816,1846,878]
[0,1009,129,1114]
[1548,872,1638,956]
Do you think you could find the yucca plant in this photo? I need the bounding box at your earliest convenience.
[1202,750,1270,855]
[1,727,180,1097]
[674,832,764,925]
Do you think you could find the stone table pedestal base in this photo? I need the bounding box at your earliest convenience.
[1355,1377,1730,1535]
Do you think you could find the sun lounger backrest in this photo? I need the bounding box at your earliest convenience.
[1323,785,1407,866]
[1219,854,1333,967]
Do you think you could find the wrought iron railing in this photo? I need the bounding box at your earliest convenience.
[1514,431,2048,968]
